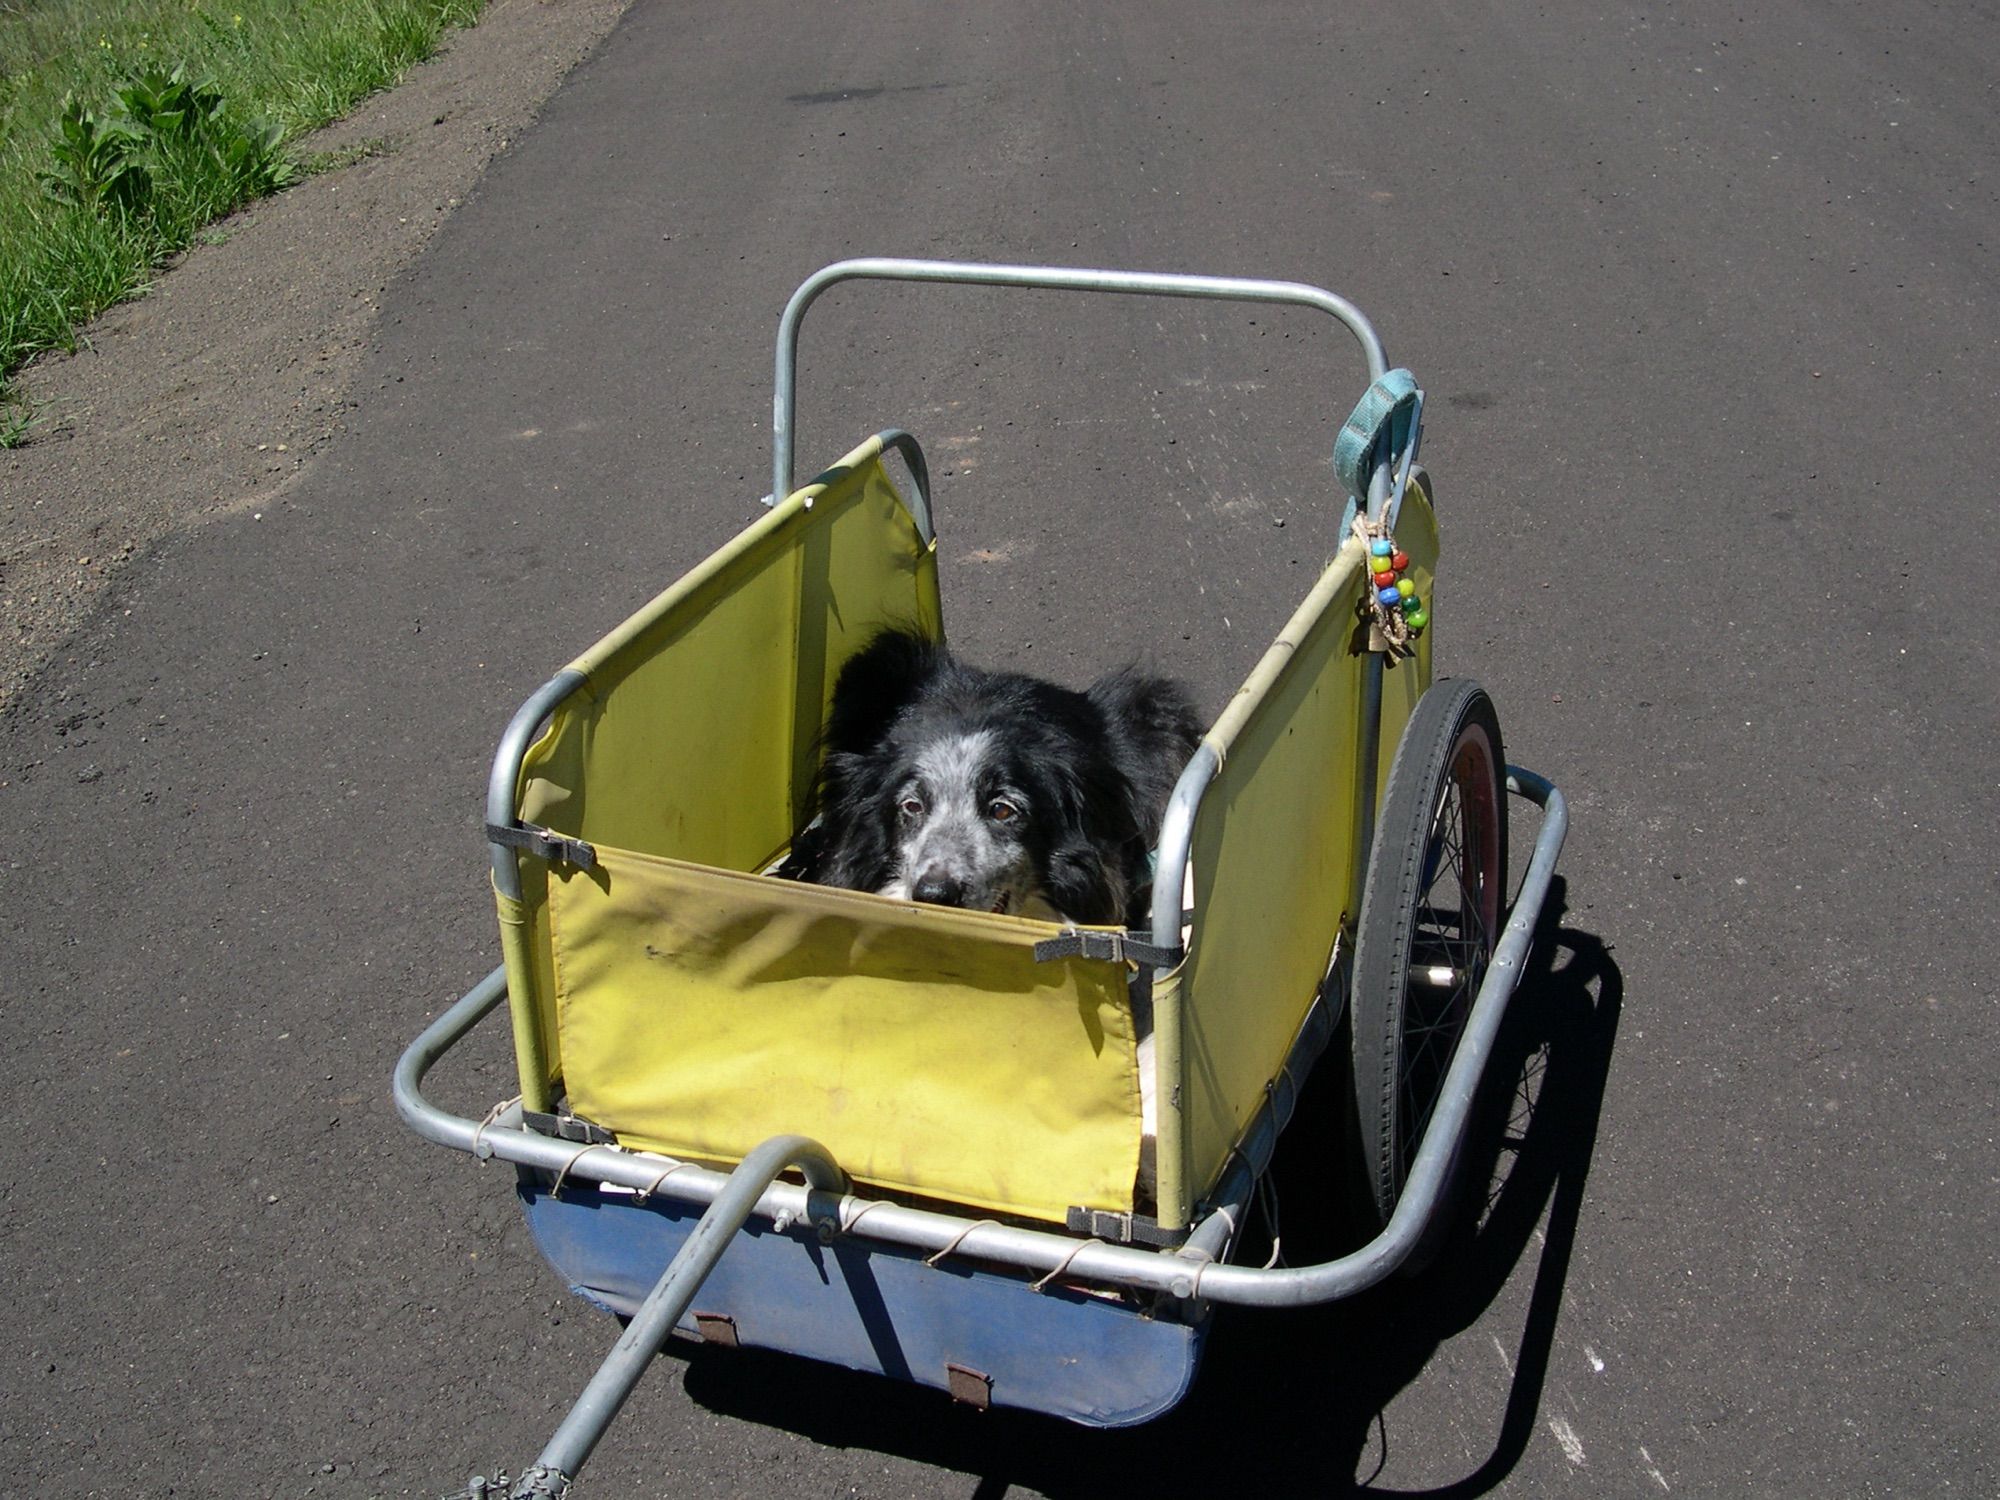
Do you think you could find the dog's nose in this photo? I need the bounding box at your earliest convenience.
[912,871,966,908]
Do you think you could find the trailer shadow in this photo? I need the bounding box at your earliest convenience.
[674,880,1621,1497]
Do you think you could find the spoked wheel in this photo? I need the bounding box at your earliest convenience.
[1350,679,1508,1242]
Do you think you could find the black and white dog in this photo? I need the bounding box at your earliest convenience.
[780,628,1203,927]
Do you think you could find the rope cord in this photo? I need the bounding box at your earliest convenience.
[1257,1167,1285,1270]
[1257,1078,1285,1268]
[469,1094,524,1162]
[923,1219,1003,1268]
[1029,1237,1104,1294]
[547,1143,600,1199]
[840,1199,894,1236]
[633,1160,700,1204]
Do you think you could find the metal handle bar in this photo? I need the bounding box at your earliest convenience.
[526,1134,846,1491]
[772,258,1391,505]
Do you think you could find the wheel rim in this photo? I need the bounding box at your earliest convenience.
[1393,728,1503,1186]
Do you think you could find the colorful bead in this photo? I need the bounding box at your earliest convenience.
[1397,578,1416,599]
[1370,538,1394,557]
[1405,608,1429,630]
[1391,550,1409,571]
[1378,586,1402,606]
[1401,593,1422,613]
[1374,569,1397,588]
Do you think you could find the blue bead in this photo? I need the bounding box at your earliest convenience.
[1377,586,1402,606]
[1370,538,1394,557]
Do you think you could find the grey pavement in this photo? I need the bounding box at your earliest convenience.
[4,2,1996,1495]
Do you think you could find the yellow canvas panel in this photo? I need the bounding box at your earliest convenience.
[496,438,941,1110]
[547,846,1142,1224]
[1155,513,1431,1226]
[1171,554,1365,1222]
[518,441,941,871]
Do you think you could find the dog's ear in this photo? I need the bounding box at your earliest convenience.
[1044,838,1127,927]
[1085,667,1204,842]
[1045,737,1138,846]
[822,627,947,757]
[813,747,897,893]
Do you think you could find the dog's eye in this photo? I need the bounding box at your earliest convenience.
[898,796,925,820]
[987,798,1019,823]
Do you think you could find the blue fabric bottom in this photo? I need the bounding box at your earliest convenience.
[519,1180,1207,1428]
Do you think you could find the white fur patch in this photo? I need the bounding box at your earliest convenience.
[912,730,998,801]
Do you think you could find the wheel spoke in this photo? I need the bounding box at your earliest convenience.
[1397,767,1500,1152]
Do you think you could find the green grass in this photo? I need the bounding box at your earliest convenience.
[0,0,484,442]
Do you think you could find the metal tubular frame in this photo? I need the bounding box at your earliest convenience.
[487,669,587,902]
[770,257,1390,509]
[397,773,1566,1309]
[404,262,1572,1498]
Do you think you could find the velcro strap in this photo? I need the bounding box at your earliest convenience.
[1333,367,1420,501]
[487,821,598,871]
[1032,928,1183,968]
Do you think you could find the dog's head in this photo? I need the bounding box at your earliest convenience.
[875,725,1053,915]
[810,631,1133,924]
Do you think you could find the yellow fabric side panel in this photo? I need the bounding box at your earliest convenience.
[548,847,1140,1223]
[1173,545,1373,1218]
[1160,482,1441,1220]
[501,442,940,1106]
[517,439,941,871]
[786,459,944,826]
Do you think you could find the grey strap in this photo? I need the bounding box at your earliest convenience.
[1032,928,1183,968]
[1333,366,1420,501]
[1064,1206,1186,1248]
[486,821,598,871]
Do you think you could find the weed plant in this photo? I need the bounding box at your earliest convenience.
[0,0,482,442]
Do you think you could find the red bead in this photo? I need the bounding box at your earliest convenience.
[1373,569,1397,588]
[1391,550,1409,571]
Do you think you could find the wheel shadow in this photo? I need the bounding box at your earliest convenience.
[671,878,1621,1497]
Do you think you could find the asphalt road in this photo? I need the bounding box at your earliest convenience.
[5,1,1997,1495]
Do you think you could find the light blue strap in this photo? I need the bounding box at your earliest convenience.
[1333,367,1420,501]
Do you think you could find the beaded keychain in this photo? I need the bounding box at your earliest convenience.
[1353,517,1427,654]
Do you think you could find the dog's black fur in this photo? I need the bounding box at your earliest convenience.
[779,628,1203,927]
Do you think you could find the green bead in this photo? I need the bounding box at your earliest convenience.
[1405,607,1429,630]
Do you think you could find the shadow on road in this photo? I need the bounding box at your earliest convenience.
[671,880,1621,1497]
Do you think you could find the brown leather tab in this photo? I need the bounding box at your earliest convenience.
[944,1363,992,1409]
[692,1312,739,1347]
